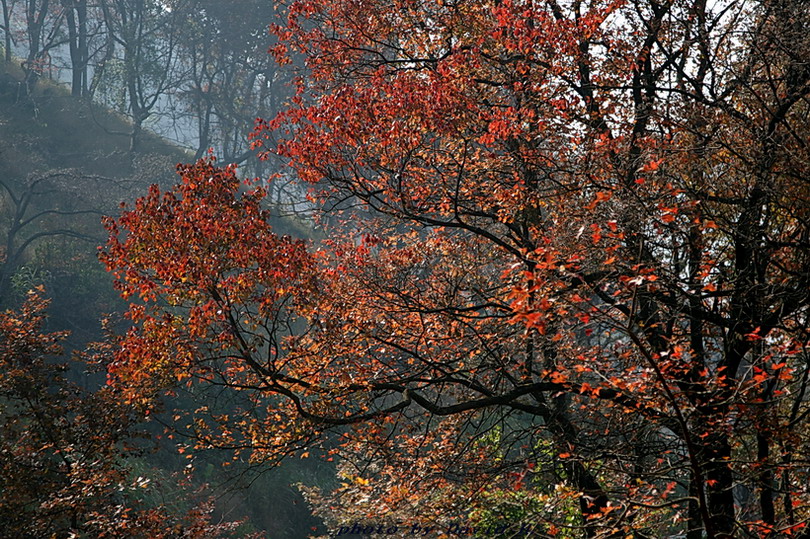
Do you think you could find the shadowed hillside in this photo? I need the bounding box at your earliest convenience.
[0,60,189,340]
[0,60,327,538]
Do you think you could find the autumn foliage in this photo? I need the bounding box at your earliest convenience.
[103,0,810,537]
[0,290,250,537]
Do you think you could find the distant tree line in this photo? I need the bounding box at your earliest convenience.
[0,0,291,172]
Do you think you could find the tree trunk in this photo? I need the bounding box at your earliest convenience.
[1,0,11,63]
[130,118,142,153]
[687,470,703,539]
[757,432,775,529]
[703,433,736,538]
[63,0,88,97]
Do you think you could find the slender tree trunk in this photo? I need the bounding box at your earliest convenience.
[77,0,87,95]
[194,100,212,160]
[63,0,88,96]
[88,29,114,99]
[1,0,11,63]
[130,118,142,153]
[758,432,775,529]
[64,0,80,95]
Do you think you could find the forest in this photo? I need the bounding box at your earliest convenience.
[2,0,810,537]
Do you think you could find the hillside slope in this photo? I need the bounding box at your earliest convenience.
[0,62,192,337]
[0,62,305,333]
[0,61,326,538]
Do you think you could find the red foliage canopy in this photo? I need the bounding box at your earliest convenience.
[104,0,810,537]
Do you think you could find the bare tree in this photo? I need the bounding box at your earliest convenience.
[98,0,186,152]
[20,0,67,93]
[0,168,139,304]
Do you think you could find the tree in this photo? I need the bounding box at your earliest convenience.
[103,0,810,537]
[19,0,66,94]
[98,0,186,152]
[1,0,12,63]
[61,0,89,97]
[0,169,134,306]
[0,289,251,537]
[170,0,291,173]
